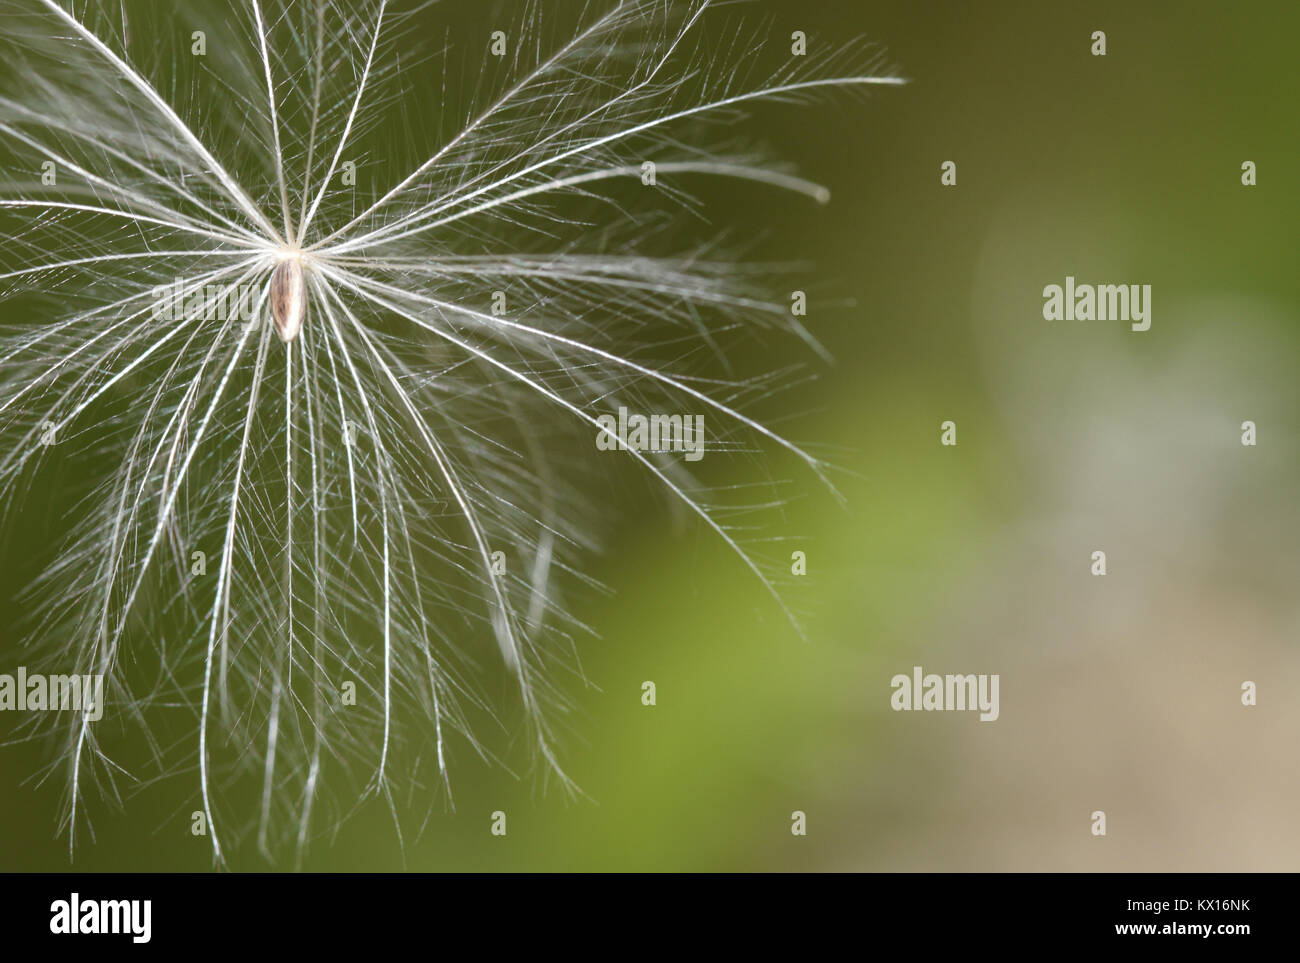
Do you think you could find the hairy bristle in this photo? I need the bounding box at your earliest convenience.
[0,0,900,864]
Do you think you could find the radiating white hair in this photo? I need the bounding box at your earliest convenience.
[0,0,900,864]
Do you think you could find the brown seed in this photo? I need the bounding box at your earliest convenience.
[269,257,306,343]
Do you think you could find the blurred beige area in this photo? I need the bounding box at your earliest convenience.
[808,194,1300,871]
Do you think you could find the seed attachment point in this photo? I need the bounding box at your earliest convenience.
[269,256,306,343]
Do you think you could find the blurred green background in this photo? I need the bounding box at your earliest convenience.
[1,0,1297,870]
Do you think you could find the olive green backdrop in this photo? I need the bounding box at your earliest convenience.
[1,0,1296,871]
